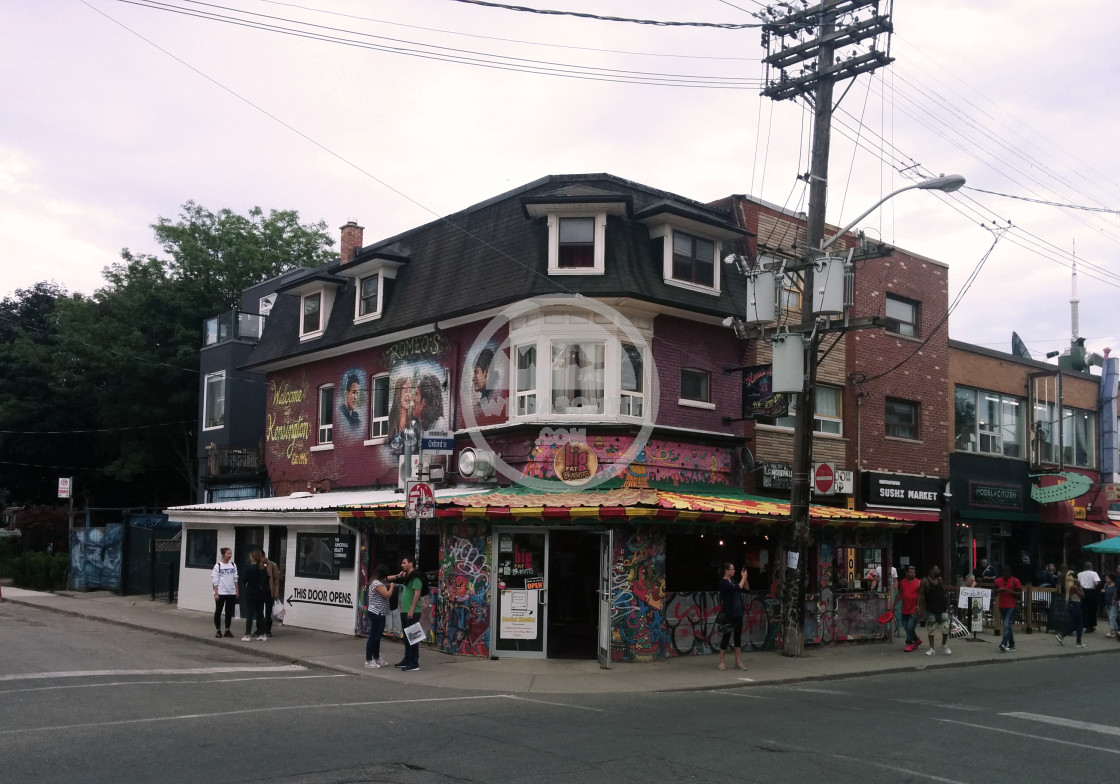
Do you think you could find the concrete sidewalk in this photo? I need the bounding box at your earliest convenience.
[2,586,1111,694]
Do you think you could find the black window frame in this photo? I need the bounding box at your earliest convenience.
[884,293,919,337]
[185,529,218,568]
[885,397,919,440]
[294,532,342,580]
[680,368,710,403]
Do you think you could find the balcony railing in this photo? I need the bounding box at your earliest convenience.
[204,444,264,477]
[203,310,265,347]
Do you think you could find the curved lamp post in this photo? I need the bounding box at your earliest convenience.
[820,174,966,252]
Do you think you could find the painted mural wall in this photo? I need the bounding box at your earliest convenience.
[432,523,491,657]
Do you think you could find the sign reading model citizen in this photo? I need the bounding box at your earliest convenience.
[863,472,943,508]
[969,482,1022,509]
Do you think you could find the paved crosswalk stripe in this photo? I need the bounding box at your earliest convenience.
[0,665,307,682]
[940,719,1120,756]
[1001,712,1120,737]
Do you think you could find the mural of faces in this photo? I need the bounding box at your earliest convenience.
[388,359,449,455]
[337,369,366,439]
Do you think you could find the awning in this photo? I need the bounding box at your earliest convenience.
[1073,519,1120,536]
[340,487,913,528]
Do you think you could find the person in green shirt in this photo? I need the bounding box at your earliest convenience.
[387,556,424,671]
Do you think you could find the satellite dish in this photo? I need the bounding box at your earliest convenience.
[1011,332,1031,359]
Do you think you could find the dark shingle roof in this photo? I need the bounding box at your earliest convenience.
[245,173,750,369]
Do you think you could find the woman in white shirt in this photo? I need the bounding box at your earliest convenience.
[365,565,394,668]
[211,548,238,638]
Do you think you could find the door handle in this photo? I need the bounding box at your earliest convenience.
[538,588,547,605]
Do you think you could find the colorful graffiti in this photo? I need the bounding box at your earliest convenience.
[266,375,312,466]
[528,437,735,488]
[610,531,673,662]
[432,524,490,656]
[665,591,777,656]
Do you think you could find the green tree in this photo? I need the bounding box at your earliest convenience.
[0,204,334,509]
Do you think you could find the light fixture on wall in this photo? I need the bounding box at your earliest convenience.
[458,447,495,479]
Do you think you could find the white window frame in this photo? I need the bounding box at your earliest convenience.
[507,310,652,422]
[203,371,226,431]
[367,373,390,443]
[317,384,334,446]
[300,288,334,341]
[814,385,843,435]
[669,229,718,290]
[647,225,723,296]
[620,342,644,418]
[546,213,608,275]
[354,273,383,323]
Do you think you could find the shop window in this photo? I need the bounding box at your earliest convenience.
[885,397,918,440]
[185,529,217,568]
[294,533,341,580]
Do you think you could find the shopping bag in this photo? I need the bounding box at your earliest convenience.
[272,600,286,623]
[404,622,426,646]
[949,614,969,639]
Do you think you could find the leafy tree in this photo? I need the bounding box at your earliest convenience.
[0,203,334,510]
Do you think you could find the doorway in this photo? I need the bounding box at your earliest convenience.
[546,529,601,659]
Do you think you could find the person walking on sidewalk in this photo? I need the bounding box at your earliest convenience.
[241,549,270,641]
[211,547,238,638]
[1104,573,1118,639]
[717,562,749,671]
[388,557,424,671]
[365,565,393,668]
[260,550,281,638]
[899,565,922,651]
[994,565,1022,652]
[1056,570,1086,648]
[918,565,951,656]
[1077,561,1101,633]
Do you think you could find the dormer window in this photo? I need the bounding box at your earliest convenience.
[558,217,595,268]
[302,291,323,338]
[671,231,715,288]
[522,196,629,277]
[357,273,381,320]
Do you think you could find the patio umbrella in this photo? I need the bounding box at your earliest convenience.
[1084,535,1120,553]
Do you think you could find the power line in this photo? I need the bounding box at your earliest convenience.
[964,187,1120,215]
[438,0,758,28]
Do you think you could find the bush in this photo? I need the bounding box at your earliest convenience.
[8,551,69,590]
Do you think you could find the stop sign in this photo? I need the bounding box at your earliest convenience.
[813,462,836,495]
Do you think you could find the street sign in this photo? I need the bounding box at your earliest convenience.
[58,477,72,499]
[421,430,454,455]
[405,480,435,519]
[812,462,836,495]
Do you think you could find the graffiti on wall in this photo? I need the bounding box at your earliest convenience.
[432,524,490,657]
[527,437,734,488]
[610,532,673,662]
[665,591,777,656]
[267,375,311,466]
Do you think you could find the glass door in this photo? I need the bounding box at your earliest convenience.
[597,529,613,668]
[493,529,548,657]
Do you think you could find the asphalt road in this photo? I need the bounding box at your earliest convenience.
[2,601,1116,784]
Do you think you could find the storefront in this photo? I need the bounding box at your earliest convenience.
[861,470,946,575]
[342,486,911,663]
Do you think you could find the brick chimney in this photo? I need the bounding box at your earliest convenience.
[339,220,364,265]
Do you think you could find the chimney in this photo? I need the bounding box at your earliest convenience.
[339,220,364,265]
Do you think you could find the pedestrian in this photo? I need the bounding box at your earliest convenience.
[963,574,977,587]
[365,565,393,668]
[1056,569,1086,648]
[918,565,952,656]
[241,549,270,641]
[978,558,997,581]
[211,547,238,638]
[717,562,749,671]
[1103,573,1118,639]
[1076,561,1101,633]
[260,550,281,637]
[899,565,922,651]
[387,557,424,671]
[994,565,1022,652]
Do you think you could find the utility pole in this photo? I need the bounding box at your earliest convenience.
[760,0,894,656]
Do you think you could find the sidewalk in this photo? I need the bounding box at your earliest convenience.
[2,586,1110,694]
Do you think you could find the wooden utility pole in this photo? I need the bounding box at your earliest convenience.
[760,0,894,656]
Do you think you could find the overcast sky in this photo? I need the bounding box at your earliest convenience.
[4,1,1119,364]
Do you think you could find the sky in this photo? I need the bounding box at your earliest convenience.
[3,1,1120,364]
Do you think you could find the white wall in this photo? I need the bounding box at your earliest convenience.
[178,524,238,615]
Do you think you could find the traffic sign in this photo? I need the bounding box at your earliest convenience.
[58,477,72,499]
[813,462,836,495]
[405,480,435,519]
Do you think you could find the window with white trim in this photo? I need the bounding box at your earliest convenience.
[302,291,323,336]
[515,344,537,416]
[680,368,710,403]
[1061,406,1096,468]
[558,217,595,269]
[955,386,1024,458]
[671,231,716,288]
[203,371,226,430]
[755,385,841,434]
[620,343,644,417]
[370,374,389,439]
[551,341,605,414]
[357,273,380,320]
[318,384,334,444]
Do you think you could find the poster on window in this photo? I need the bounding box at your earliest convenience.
[499,589,538,639]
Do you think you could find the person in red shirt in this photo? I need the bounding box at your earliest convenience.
[898,565,922,651]
[994,565,1023,652]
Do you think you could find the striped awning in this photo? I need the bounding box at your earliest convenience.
[339,487,913,528]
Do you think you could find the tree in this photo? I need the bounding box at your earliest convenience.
[0,204,335,509]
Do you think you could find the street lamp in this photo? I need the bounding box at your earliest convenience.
[782,173,965,657]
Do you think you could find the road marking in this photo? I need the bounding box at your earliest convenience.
[0,665,307,682]
[762,741,969,784]
[502,696,605,712]
[1001,712,1120,737]
[939,719,1120,756]
[0,694,515,736]
[712,690,772,700]
[784,686,851,695]
[895,698,985,712]
[0,674,345,695]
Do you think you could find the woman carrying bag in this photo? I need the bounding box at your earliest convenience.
[1056,569,1086,648]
